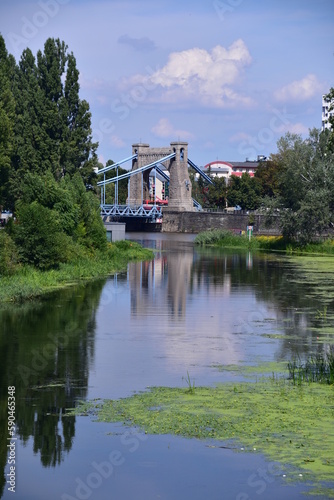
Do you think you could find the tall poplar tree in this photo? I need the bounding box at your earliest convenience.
[60,52,98,185]
[10,37,98,200]
[11,48,55,198]
[0,35,15,209]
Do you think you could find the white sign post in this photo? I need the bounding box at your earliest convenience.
[247,225,253,241]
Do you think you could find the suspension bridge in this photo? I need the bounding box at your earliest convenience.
[97,142,213,222]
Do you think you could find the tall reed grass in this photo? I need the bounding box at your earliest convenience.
[288,347,334,385]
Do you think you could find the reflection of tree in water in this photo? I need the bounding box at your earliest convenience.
[0,279,104,492]
[192,248,334,360]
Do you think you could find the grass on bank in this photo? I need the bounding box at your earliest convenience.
[194,229,334,255]
[69,360,334,497]
[0,240,153,303]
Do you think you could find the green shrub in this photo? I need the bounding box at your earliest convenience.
[14,201,68,269]
[0,231,20,275]
[194,229,257,249]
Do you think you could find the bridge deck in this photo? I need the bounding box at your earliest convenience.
[101,204,162,218]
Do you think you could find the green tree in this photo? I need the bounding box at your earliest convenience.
[59,52,98,185]
[103,161,129,204]
[0,231,20,275]
[10,38,98,203]
[12,170,107,269]
[189,171,208,207]
[271,130,334,242]
[11,47,59,199]
[254,157,282,198]
[323,87,334,153]
[227,173,261,210]
[205,176,227,209]
[14,201,67,269]
[63,172,107,252]
[0,35,15,209]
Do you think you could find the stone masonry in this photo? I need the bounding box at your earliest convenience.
[128,142,194,212]
[162,211,281,234]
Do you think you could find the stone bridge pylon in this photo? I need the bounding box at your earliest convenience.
[129,141,194,212]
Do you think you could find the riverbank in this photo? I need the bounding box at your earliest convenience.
[0,240,153,303]
[70,362,334,498]
[194,230,334,255]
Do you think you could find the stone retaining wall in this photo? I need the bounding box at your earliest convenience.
[161,211,281,234]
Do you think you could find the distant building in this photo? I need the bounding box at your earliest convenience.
[203,155,266,182]
[146,155,267,204]
[322,94,334,131]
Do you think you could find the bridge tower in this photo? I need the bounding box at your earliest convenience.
[129,141,194,212]
[166,142,193,212]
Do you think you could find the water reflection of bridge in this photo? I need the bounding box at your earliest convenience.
[129,251,195,319]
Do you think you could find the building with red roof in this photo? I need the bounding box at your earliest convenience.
[203,156,267,181]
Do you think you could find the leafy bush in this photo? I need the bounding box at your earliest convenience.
[12,171,108,268]
[14,201,68,269]
[0,231,20,275]
[194,229,256,248]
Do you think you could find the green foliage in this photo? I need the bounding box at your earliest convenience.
[194,229,256,249]
[0,241,153,303]
[206,176,227,209]
[288,347,334,385]
[13,201,67,269]
[195,230,334,255]
[0,35,16,209]
[104,162,128,204]
[272,130,334,242]
[254,158,282,198]
[227,173,261,210]
[4,36,98,204]
[8,170,107,269]
[189,171,209,208]
[0,231,20,275]
[323,87,334,153]
[182,371,195,394]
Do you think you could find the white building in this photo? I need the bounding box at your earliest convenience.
[203,156,266,182]
[322,94,334,131]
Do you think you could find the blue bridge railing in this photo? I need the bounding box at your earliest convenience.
[101,204,162,219]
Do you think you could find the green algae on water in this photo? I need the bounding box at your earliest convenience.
[211,361,289,376]
[70,378,334,497]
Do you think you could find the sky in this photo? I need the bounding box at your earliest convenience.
[1,0,333,167]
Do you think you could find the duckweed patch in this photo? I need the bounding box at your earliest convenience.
[287,256,334,303]
[211,361,289,376]
[70,378,334,496]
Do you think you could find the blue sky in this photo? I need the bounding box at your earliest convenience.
[1,0,333,166]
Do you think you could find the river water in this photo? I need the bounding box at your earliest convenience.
[0,233,333,500]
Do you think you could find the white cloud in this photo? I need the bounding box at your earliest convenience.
[125,39,254,108]
[274,74,323,102]
[151,118,193,140]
